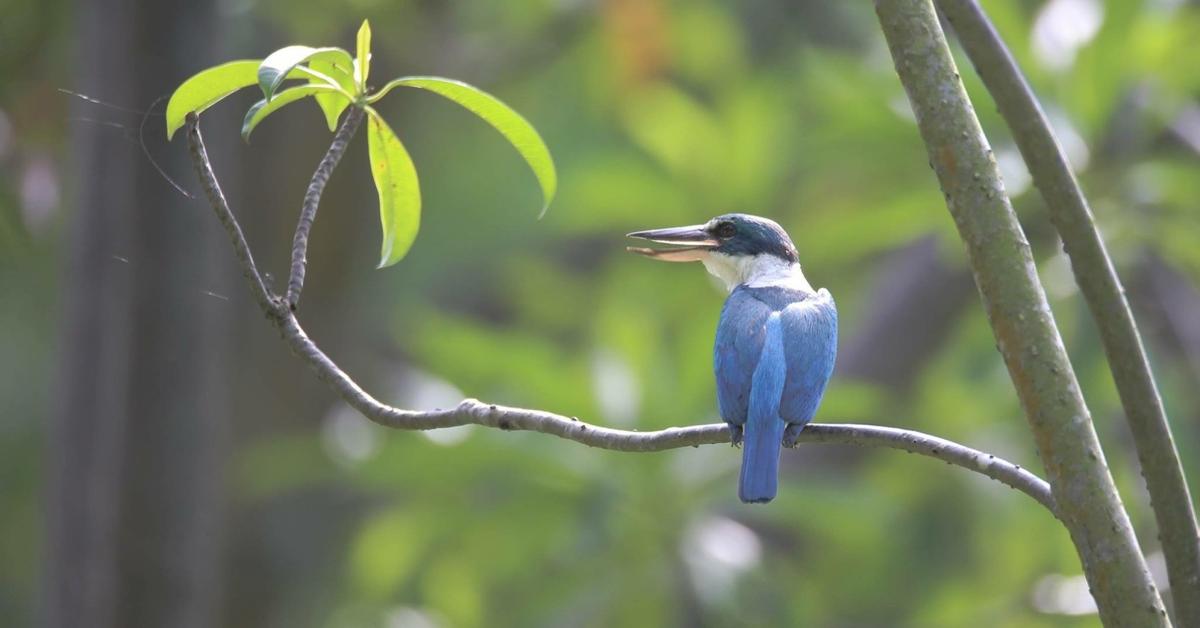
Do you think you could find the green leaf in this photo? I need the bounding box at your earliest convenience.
[258,46,349,102]
[352,54,371,89]
[307,51,357,131]
[306,48,355,76]
[165,60,260,140]
[356,20,372,89]
[369,77,556,216]
[366,108,420,267]
[242,84,336,141]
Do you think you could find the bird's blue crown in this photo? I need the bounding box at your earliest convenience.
[708,213,798,263]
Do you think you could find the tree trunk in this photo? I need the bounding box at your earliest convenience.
[873,0,1168,625]
[936,2,1200,621]
[43,0,230,626]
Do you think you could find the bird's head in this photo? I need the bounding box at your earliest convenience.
[627,214,801,288]
[627,213,797,263]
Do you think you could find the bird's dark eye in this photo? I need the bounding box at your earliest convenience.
[715,222,736,238]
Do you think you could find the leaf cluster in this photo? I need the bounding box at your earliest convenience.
[165,20,556,267]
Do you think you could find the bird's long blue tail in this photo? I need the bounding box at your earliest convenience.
[739,313,788,504]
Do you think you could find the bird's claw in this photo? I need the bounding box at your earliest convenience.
[729,425,744,448]
[782,423,804,448]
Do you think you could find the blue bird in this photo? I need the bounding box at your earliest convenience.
[628,214,837,503]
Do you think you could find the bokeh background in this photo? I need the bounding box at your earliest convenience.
[3,0,1200,626]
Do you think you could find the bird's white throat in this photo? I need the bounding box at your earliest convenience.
[701,252,814,292]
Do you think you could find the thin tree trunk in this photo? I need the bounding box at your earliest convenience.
[873,0,1168,625]
[44,0,230,626]
[936,2,1200,622]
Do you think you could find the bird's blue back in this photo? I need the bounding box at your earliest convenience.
[714,285,838,502]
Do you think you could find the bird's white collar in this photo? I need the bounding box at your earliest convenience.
[701,252,813,292]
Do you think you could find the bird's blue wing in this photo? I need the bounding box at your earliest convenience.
[714,288,772,426]
[779,288,838,425]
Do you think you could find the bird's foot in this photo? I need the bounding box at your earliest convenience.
[729,425,744,448]
[782,423,805,448]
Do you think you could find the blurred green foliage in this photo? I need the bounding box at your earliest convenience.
[3,0,1200,626]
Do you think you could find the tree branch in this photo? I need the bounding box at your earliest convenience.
[185,112,274,315]
[286,105,365,309]
[936,2,1200,621]
[278,308,1057,511]
[182,112,1057,520]
[872,0,1168,624]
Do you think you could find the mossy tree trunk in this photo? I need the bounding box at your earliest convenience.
[874,0,1169,625]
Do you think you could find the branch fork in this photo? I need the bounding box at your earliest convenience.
[183,107,1057,517]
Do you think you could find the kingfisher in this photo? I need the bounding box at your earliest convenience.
[628,214,837,503]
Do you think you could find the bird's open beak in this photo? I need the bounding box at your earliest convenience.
[625,224,718,262]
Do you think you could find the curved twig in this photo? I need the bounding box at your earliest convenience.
[186,112,274,315]
[183,112,1057,517]
[286,105,365,309]
[936,1,1200,620]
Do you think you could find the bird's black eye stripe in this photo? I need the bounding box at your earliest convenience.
[714,222,736,238]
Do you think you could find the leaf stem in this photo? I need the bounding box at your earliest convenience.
[292,65,357,102]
